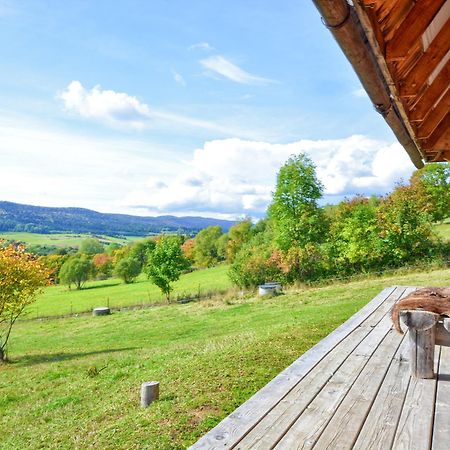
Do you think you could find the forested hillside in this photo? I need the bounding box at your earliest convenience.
[0,201,234,236]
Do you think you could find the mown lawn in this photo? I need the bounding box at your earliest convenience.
[28,265,231,318]
[0,232,140,247]
[2,268,450,449]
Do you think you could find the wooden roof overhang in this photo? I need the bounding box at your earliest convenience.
[312,0,450,168]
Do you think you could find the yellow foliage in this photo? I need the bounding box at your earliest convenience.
[0,243,50,359]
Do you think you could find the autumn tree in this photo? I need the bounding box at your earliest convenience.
[145,236,190,301]
[0,244,50,361]
[92,253,113,278]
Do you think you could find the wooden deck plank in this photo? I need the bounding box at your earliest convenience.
[189,287,397,450]
[312,330,407,449]
[272,314,399,450]
[351,334,412,447]
[391,347,440,450]
[432,345,450,449]
[235,287,406,449]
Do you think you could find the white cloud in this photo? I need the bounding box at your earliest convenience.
[58,80,250,136]
[59,80,151,129]
[0,115,181,214]
[173,71,186,86]
[124,135,416,217]
[189,42,214,52]
[200,56,276,85]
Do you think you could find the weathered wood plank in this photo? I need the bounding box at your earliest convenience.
[352,334,412,447]
[390,347,440,449]
[189,287,398,449]
[236,289,402,450]
[308,328,406,449]
[271,314,399,450]
[432,345,450,449]
[385,0,446,61]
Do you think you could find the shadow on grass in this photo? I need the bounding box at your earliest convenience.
[11,347,138,367]
[78,282,120,291]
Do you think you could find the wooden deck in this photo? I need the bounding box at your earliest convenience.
[191,286,450,449]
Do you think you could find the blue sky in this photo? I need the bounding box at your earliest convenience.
[0,0,416,218]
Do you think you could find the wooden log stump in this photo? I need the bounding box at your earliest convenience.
[141,381,159,407]
[400,310,439,379]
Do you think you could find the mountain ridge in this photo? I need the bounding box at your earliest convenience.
[0,201,235,236]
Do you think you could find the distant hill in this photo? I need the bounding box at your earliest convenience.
[0,201,235,236]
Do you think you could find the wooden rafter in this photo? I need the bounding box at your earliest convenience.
[409,57,450,122]
[421,111,450,150]
[386,0,446,60]
[416,87,450,139]
[312,0,450,165]
[399,16,450,97]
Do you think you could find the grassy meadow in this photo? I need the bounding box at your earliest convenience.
[28,265,231,318]
[2,267,450,449]
[0,232,140,248]
[435,217,450,241]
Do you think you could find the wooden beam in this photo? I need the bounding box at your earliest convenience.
[408,57,450,122]
[399,16,450,97]
[416,87,450,138]
[421,111,450,149]
[386,0,446,61]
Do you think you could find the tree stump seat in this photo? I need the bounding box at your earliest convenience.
[400,310,450,379]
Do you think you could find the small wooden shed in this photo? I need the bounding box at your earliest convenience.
[313,0,450,167]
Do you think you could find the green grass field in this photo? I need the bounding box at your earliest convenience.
[0,232,141,248]
[435,218,450,241]
[2,267,450,449]
[28,265,232,318]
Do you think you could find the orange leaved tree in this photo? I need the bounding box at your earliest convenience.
[0,244,50,362]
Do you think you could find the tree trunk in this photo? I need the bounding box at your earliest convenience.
[0,346,5,363]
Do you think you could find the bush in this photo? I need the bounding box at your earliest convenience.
[59,255,94,289]
[113,257,141,284]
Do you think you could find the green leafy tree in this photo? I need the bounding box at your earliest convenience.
[377,183,435,265]
[268,153,326,251]
[327,197,381,273]
[226,219,252,262]
[194,226,223,267]
[79,238,104,255]
[129,239,156,269]
[145,236,190,301]
[0,244,50,361]
[411,162,450,222]
[59,255,94,290]
[114,257,141,283]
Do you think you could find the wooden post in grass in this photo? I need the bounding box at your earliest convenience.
[400,310,439,379]
[141,381,159,407]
